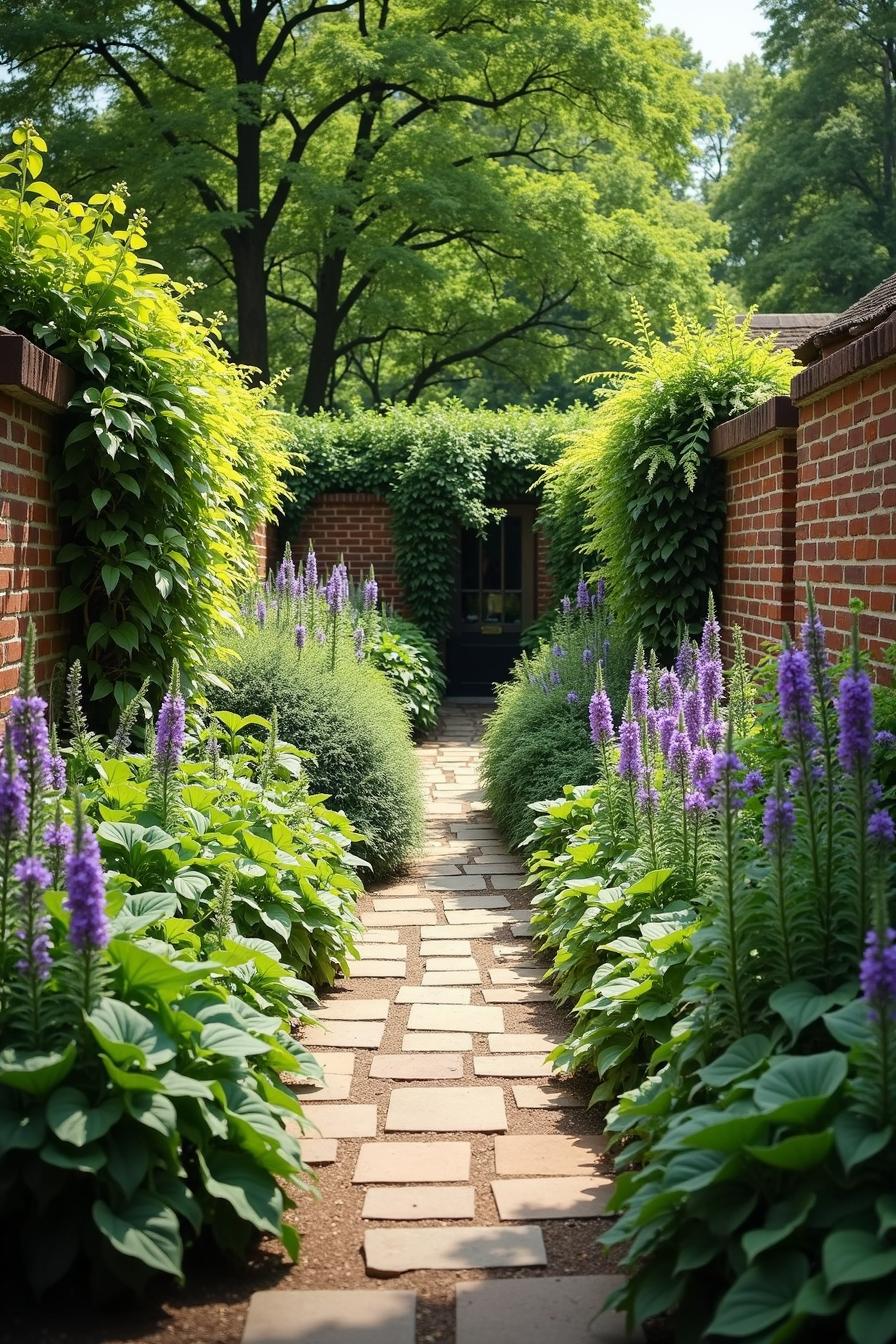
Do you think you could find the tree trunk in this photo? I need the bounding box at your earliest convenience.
[301,249,347,411]
[228,46,269,382]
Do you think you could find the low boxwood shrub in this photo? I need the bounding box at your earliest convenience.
[481,587,631,848]
[211,621,423,880]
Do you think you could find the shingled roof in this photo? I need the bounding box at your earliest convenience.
[738,313,836,353]
[793,272,896,362]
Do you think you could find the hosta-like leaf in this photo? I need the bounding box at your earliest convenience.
[708,1252,808,1337]
[47,1086,123,1146]
[93,1194,183,1280]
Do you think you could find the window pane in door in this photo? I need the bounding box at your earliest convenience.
[483,592,503,623]
[482,526,501,588]
[460,530,479,589]
[461,591,480,624]
[504,516,522,589]
[504,592,521,624]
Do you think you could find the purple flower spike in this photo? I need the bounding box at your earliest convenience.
[363,576,379,610]
[658,670,682,715]
[596,578,606,606]
[0,742,27,839]
[156,688,186,771]
[589,690,613,745]
[705,718,724,749]
[658,710,676,758]
[777,647,818,745]
[14,855,53,981]
[837,666,874,773]
[763,791,795,850]
[566,690,580,706]
[44,819,73,852]
[617,715,643,781]
[683,689,703,747]
[629,666,649,719]
[9,693,52,786]
[549,668,561,687]
[582,647,594,667]
[64,808,108,952]
[667,726,692,774]
[868,809,895,846]
[305,547,318,591]
[256,599,266,627]
[295,624,306,651]
[576,579,590,611]
[860,927,896,1019]
[561,596,571,615]
[48,752,66,792]
[675,639,695,685]
[354,626,365,662]
[551,644,567,659]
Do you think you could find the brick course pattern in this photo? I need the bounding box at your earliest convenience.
[0,390,69,714]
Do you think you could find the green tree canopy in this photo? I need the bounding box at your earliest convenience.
[710,0,896,310]
[1,1,724,408]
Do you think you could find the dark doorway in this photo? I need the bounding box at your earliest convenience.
[446,505,535,695]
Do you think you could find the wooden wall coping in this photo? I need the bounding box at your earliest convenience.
[791,315,896,404]
[709,396,799,459]
[0,328,74,411]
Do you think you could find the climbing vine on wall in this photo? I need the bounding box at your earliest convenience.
[284,403,591,639]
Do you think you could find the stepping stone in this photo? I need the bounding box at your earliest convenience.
[420,940,472,957]
[492,1175,614,1221]
[513,1085,587,1109]
[493,943,538,960]
[355,929,400,943]
[348,960,407,978]
[372,897,434,911]
[511,923,533,937]
[304,1022,385,1049]
[445,909,513,927]
[494,1134,606,1175]
[473,1056,554,1078]
[369,1054,465,1080]
[489,968,542,985]
[425,875,487,891]
[483,988,552,1004]
[316,999,390,1021]
[364,912,438,927]
[385,1085,507,1134]
[426,923,496,939]
[291,1075,353,1102]
[308,1051,355,1076]
[376,883,419,896]
[491,875,524,889]
[422,971,482,986]
[243,1288,416,1344]
[353,943,406,959]
[407,1004,505,1034]
[442,893,510,911]
[302,1103,378,1138]
[298,1138,338,1164]
[488,1033,559,1054]
[402,1031,473,1052]
[396,987,471,1004]
[353,1140,471,1184]
[465,860,524,873]
[362,1186,475,1220]
[365,1225,545,1276]
[425,957,478,971]
[455,1275,633,1344]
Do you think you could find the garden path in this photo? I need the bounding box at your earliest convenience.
[242,702,631,1344]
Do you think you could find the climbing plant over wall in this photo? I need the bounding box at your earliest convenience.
[0,123,292,714]
[284,403,591,640]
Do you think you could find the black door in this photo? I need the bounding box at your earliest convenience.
[446,507,535,695]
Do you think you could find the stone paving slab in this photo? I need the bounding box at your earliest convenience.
[302,1103,379,1138]
[401,1031,474,1052]
[369,1054,465,1080]
[307,1051,356,1076]
[364,1225,546,1275]
[422,971,482,986]
[425,957,478,971]
[489,967,543,985]
[362,1186,476,1221]
[482,988,552,1004]
[304,1022,385,1049]
[442,892,510,911]
[396,986,472,1004]
[352,943,406,959]
[297,1138,339,1164]
[316,1000,390,1021]
[445,909,515,927]
[347,960,408,978]
[243,1288,416,1344]
[426,922,507,939]
[363,912,438,927]
[353,1140,471,1184]
[376,882,420,896]
[512,1085,587,1109]
[355,929,400,943]
[488,1032,560,1054]
[465,860,524,873]
[385,1086,507,1133]
[492,943,539,959]
[473,1056,554,1078]
[290,1075,353,1102]
[491,1176,615,1221]
[407,1004,505,1034]
[455,1275,634,1344]
[419,940,472,957]
[490,875,524,889]
[494,1134,606,1175]
[425,875,487,891]
[511,923,533,937]
[371,897,434,911]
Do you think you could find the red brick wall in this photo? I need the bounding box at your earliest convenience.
[0,390,68,715]
[792,361,896,663]
[535,530,553,617]
[290,492,406,612]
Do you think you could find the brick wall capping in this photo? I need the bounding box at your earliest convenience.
[791,316,896,404]
[710,396,799,459]
[0,329,74,411]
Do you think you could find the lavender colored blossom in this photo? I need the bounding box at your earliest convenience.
[64,811,108,952]
[801,608,829,682]
[256,599,266,627]
[363,576,379,610]
[704,718,724,749]
[48,752,66,792]
[860,927,896,1018]
[685,790,710,814]
[44,819,73,852]
[551,644,567,659]
[658,669,682,715]
[326,562,349,615]
[0,741,27,838]
[595,578,606,606]
[667,725,692,774]
[617,714,643,781]
[566,691,580,705]
[868,808,895,846]
[675,639,695,685]
[683,689,703,747]
[549,668,561,687]
[589,690,613,745]
[561,596,571,615]
[698,655,724,717]
[295,624,307,650]
[14,855,53,981]
[582,647,594,667]
[576,578,590,611]
[353,626,365,662]
[637,783,660,810]
[741,769,764,797]
[291,571,304,601]
[658,710,676,758]
[8,693,51,786]
[871,779,885,803]
[629,666,649,719]
[646,707,659,750]
[690,746,714,795]
[763,790,795,850]
[155,688,186,771]
[837,666,874,773]
[876,730,896,749]
[709,749,746,809]
[305,547,318,591]
[777,646,818,745]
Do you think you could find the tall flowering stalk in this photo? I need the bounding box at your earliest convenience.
[589,666,618,846]
[155,665,185,830]
[777,631,824,932]
[708,722,750,1037]
[0,736,26,976]
[838,616,875,950]
[763,765,796,982]
[64,790,108,1012]
[802,587,836,964]
[667,712,692,876]
[860,808,896,1123]
[618,698,645,851]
